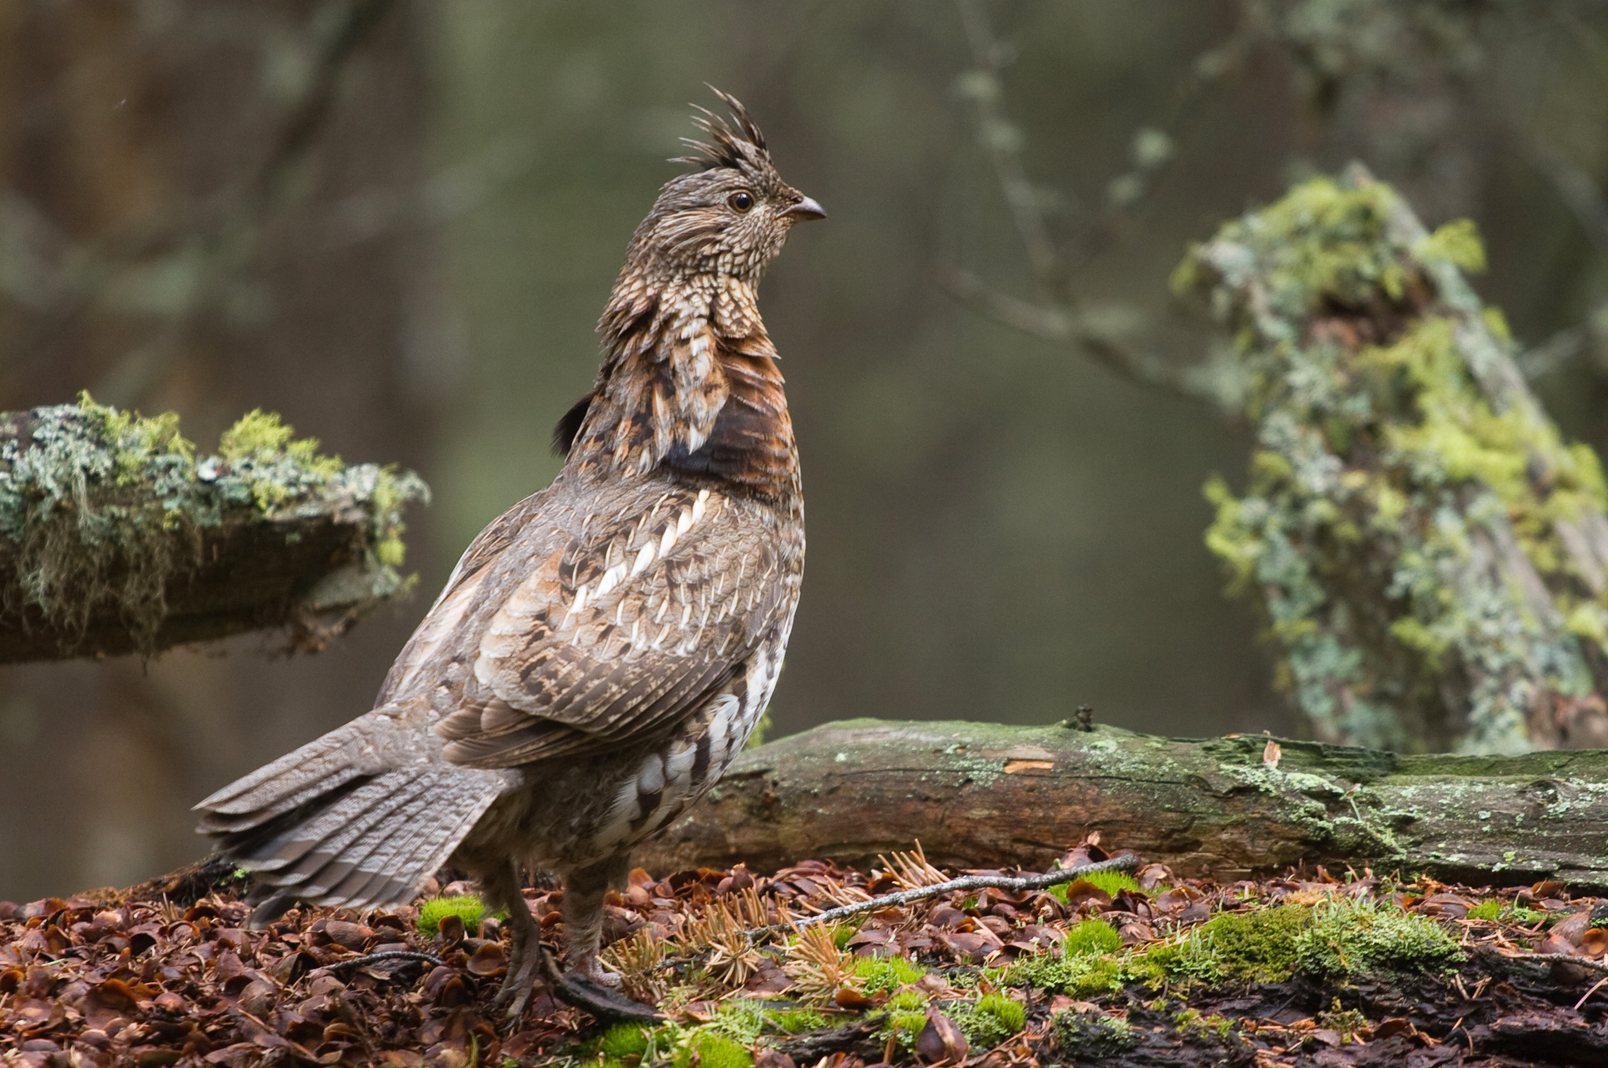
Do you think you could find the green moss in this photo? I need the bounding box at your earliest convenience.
[852,954,927,993]
[1002,946,1123,998]
[1089,870,1140,896]
[416,894,487,938]
[886,1008,927,1035]
[672,1032,752,1068]
[765,1008,829,1035]
[1051,870,1140,902]
[1142,904,1310,986]
[1175,1008,1236,1039]
[885,989,928,1013]
[1137,897,1461,989]
[1467,899,1502,922]
[1317,999,1371,1043]
[217,409,345,511]
[703,1001,770,1046]
[873,988,930,1051]
[599,1023,652,1061]
[1181,170,1608,753]
[1063,918,1123,956]
[1293,896,1464,978]
[0,397,427,654]
[1052,1009,1139,1058]
[949,992,1027,1049]
[1413,218,1486,273]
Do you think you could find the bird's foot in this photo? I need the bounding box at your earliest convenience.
[572,955,622,988]
[539,946,660,1023]
[493,937,545,1020]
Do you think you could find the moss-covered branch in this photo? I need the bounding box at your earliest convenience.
[0,397,428,662]
[639,718,1608,889]
[1177,164,1608,753]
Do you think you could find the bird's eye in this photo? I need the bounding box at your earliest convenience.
[728,191,755,212]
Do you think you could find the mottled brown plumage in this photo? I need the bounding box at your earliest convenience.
[194,90,821,1018]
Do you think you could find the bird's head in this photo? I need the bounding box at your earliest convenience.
[622,89,825,286]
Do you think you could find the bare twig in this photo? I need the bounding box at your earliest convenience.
[952,0,1062,290]
[752,851,1141,936]
[1517,324,1589,380]
[1490,950,1608,976]
[1527,139,1608,262]
[311,949,444,974]
[1575,973,1608,1011]
[945,0,1212,400]
[939,266,1194,392]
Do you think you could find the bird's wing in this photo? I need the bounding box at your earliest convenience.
[432,483,788,768]
[374,487,548,701]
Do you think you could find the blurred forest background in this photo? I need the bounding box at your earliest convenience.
[3,0,1608,902]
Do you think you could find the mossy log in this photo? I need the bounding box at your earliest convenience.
[0,400,427,662]
[638,718,1608,889]
[1179,165,1608,754]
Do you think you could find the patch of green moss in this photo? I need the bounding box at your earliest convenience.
[702,1001,770,1046]
[875,989,930,1051]
[1467,899,1502,922]
[1294,896,1464,978]
[1142,904,1310,986]
[1003,947,1123,998]
[852,953,927,993]
[599,1023,652,1061]
[673,1031,752,1068]
[416,894,487,938]
[1063,918,1123,956]
[1175,1008,1237,1039]
[1052,1009,1139,1058]
[948,991,1027,1048]
[1317,999,1371,1043]
[1049,870,1141,904]
[764,1008,829,1035]
[1413,218,1486,273]
[218,409,343,510]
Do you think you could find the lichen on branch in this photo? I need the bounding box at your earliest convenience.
[1179,167,1608,753]
[0,394,428,661]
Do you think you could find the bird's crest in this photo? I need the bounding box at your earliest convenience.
[675,87,769,171]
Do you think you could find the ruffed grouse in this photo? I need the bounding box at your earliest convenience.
[194,91,821,1017]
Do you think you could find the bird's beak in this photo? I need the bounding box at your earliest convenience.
[782,196,827,222]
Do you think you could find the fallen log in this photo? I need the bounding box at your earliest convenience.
[639,718,1608,889]
[0,399,427,662]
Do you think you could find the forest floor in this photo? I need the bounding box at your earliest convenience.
[3,839,1608,1067]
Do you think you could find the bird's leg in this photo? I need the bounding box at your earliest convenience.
[482,860,544,1019]
[561,854,630,987]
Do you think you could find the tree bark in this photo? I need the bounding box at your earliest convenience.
[638,718,1608,889]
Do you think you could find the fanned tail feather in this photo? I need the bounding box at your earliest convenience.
[194,718,505,929]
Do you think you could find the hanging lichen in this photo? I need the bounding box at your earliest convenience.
[1179,169,1608,754]
[0,394,427,655]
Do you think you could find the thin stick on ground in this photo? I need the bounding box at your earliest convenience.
[311,949,445,975]
[751,851,1141,936]
[1493,951,1608,976]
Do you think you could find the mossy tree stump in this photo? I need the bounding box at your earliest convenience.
[1178,165,1608,754]
[0,398,427,662]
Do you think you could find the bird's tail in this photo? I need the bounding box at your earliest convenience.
[194,716,505,928]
